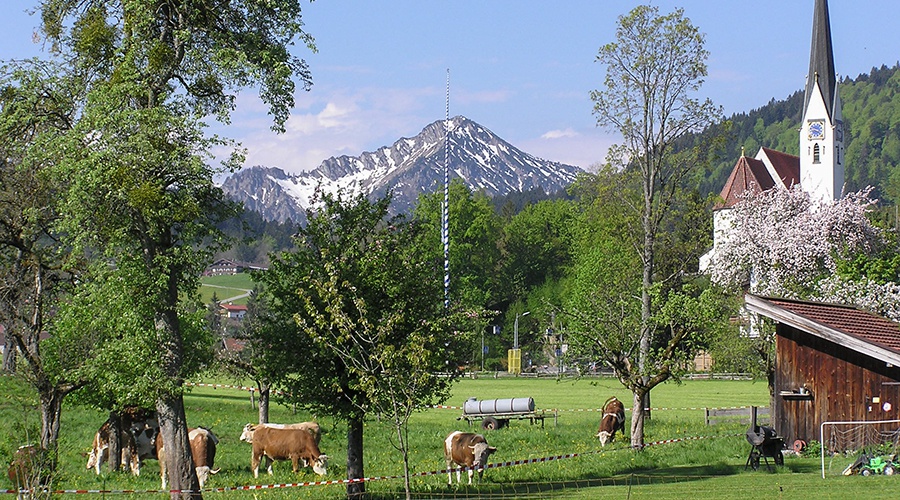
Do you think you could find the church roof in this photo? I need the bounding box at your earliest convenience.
[804,0,837,121]
[759,147,800,187]
[715,156,774,209]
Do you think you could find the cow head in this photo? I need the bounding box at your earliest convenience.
[312,455,329,476]
[195,466,220,487]
[597,430,612,446]
[469,442,496,477]
[239,423,256,443]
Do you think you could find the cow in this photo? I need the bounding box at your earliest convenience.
[596,396,626,446]
[156,427,219,489]
[86,409,159,475]
[443,431,497,485]
[248,425,328,477]
[7,445,44,499]
[240,422,321,446]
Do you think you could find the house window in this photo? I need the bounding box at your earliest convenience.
[813,143,821,164]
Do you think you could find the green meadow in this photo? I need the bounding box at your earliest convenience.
[198,274,256,305]
[2,374,896,499]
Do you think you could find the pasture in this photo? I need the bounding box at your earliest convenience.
[198,274,255,305]
[2,373,897,499]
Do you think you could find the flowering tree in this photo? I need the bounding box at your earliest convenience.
[709,186,882,298]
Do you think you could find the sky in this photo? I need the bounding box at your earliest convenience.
[3,1,900,175]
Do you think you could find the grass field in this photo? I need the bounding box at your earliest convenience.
[198,274,256,305]
[2,373,897,499]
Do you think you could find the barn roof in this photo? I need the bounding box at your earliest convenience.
[745,294,900,367]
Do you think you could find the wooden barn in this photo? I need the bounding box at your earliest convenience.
[745,294,900,450]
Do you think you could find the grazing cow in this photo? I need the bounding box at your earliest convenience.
[240,422,321,446]
[86,409,159,475]
[596,396,626,446]
[443,431,497,485]
[249,425,328,477]
[7,445,44,498]
[157,427,220,489]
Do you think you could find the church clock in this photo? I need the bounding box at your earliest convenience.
[808,120,825,140]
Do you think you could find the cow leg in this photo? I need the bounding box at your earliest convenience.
[446,460,453,485]
[291,456,300,473]
[251,451,261,478]
[467,467,474,485]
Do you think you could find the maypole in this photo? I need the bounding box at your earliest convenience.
[442,69,451,309]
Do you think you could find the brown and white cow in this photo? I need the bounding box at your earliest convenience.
[248,425,328,477]
[443,431,497,485]
[596,396,626,446]
[240,422,321,446]
[86,409,159,475]
[156,427,219,489]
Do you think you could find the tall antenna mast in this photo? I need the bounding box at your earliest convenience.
[442,69,450,309]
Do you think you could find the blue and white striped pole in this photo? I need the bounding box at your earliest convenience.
[442,69,450,309]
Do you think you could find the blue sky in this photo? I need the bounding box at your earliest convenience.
[3,1,899,174]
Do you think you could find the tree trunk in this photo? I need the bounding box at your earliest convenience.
[2,335,15,372]
[157,394,200,499]
[630,390,645,449]
[347,416,365,499]
[108,411,122,473]
[257,383,270,423]
[156,296,200,499]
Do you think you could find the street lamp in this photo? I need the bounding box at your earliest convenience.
[514,311,530,349]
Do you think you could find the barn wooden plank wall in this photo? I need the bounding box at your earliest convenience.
[775,324,900,448]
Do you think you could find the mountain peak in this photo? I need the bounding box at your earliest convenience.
[221,116,582,222]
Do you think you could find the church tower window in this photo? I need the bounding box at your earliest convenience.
[813,143,821,164]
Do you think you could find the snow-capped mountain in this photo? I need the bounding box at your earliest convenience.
[220,116,582,222]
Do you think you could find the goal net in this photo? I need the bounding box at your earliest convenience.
[820,419,900,478]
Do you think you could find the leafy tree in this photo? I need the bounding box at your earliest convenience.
[38,0,317,495]
[588,5,722,446]
[0,60,85,453]
[257,190,474,498]
[414,180,504,309]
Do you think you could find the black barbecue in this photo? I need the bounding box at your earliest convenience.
[745,406,784,470]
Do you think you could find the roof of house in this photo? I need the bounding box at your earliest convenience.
[745,294,900,367]
[220,303,248,312]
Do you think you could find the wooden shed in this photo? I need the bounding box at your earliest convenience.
[745,294,900,449]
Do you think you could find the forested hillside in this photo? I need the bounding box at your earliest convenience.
[690,63,900,200]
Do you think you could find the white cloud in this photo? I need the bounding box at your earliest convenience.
[541,128,579,140]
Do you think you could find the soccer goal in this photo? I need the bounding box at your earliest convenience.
[820,419,900,478]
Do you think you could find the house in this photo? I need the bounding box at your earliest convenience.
[205,259,266,276]
[220,303,248,320]
[745,294,900,450]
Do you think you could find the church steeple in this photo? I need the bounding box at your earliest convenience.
[803,0,837,122]
[800,0,843,203]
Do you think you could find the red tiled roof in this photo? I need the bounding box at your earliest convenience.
[220,304,248,312]
[716,156,774,209]
[767,297,900,353]
[759,147,800,188]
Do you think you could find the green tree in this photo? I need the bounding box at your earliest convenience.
[257,191,474,498]
[39,1,316,496]
[414,181,504,309]
[590,5,722,446]
[0,60,85,456]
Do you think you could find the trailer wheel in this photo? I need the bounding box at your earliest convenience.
[482,417,500,430]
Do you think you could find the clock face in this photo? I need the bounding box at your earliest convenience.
[808,120,825,140]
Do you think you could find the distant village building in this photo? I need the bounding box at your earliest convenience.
[219,303,248,320]
[205,259,266,276]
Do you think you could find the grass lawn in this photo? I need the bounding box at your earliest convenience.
[198,273,256,305]
[2,373,896,499]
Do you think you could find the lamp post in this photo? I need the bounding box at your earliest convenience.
[514,311,530,349]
